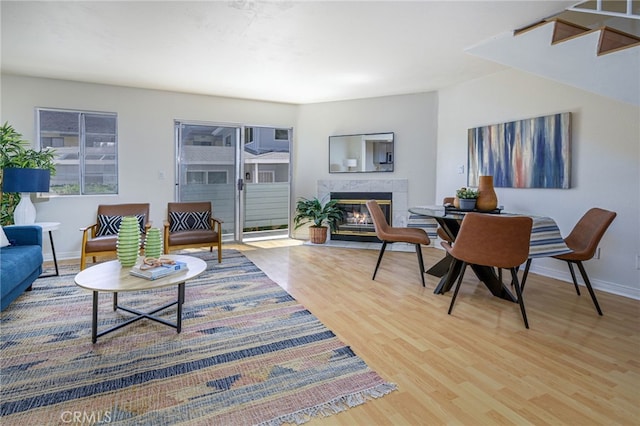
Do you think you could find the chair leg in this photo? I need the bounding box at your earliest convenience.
[448,262,467,315]
[415,244,426,287]
[521,258,532,291]
[566,262,582,295]
[510,267,529,329]
[575,261,603,316]
[372,241,388,280]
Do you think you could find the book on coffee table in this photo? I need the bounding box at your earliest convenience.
[129,261,189,280]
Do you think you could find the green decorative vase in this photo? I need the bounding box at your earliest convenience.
[117,216,140,267]
[144,228,163,258]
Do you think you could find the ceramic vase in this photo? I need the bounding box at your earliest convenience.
[476,175,498,211]
[117,216,140,267]
[144,228,163,258]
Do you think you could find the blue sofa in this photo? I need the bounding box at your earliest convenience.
[1,225,43,311]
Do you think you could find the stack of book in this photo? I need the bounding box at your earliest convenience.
[130,260,188,280]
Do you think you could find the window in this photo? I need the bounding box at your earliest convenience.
[274,129,289,140]
[38,108,117,195]
[186,170,228,184]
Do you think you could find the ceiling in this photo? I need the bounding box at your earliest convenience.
[1,1,581,104]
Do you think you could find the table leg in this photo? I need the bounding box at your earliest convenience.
[177,283,185,333]
[434,257,462,294]
[470,265,517,302]
[92,292,98,344]
[39,230,60,278]
[113,292,118,311]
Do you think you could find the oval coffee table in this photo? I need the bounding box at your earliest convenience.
[75,254,207,343]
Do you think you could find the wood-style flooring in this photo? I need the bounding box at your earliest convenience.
[233,240,639,425]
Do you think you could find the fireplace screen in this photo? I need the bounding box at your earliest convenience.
[330,192,392,242]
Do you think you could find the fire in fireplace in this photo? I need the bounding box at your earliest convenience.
[330,192,392,242]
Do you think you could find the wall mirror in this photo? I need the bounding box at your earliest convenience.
[329,132,394,173]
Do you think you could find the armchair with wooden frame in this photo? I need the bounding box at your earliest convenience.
[80,203,151,270]
[163,202,223,263]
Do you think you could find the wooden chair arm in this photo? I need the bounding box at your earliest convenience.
[79,223,98,237]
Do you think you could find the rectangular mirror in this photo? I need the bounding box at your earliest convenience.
[329,132,394,173]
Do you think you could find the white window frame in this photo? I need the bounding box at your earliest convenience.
[37,107,118,196]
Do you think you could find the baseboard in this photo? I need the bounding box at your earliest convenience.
[527,263,640,301]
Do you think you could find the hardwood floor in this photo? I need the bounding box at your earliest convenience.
[233,241,639,425]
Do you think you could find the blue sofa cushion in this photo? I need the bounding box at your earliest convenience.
[0,245,43,301]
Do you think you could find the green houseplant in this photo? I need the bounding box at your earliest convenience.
[293,197,343,244]
[0,122,56,225]
[455,187,479,211]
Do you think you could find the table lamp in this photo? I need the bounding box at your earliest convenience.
[2,167,50,225]
[344,158,357,172]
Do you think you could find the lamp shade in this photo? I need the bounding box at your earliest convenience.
[2,168,50,193]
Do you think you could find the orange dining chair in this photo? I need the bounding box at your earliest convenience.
[163,201,224,263]
[437,197,455,242]
[522,208,616,316]
[442,213,533,328]
[366,200,431,286]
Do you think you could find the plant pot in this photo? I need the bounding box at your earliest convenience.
[476,175,498,211]
[309,226,328,244]
[458,198,477,211]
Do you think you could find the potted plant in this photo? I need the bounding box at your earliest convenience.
[456,187,479,211]
[293,197,343,244]
[0,122,56,225]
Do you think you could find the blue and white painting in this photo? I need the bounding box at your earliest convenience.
[468,112,571,188]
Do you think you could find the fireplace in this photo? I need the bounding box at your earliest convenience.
[330,192,392,242]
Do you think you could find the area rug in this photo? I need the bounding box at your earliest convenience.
[1,250,396,425]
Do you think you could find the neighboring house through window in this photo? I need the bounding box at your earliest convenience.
[38,108,118,195]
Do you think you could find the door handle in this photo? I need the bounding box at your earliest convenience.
[237,178,244,191]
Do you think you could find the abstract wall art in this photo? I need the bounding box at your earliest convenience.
[468,112,571,188]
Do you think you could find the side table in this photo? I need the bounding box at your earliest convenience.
[36,222,60,278]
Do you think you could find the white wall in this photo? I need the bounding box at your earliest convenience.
[3,72,637,298]
[1,74,297,259]
[294,93,439,238]
[437,69,640,297]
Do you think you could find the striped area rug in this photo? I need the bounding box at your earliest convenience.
[1,250,396,425]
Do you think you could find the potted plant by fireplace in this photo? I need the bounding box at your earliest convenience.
[294,197,343,244]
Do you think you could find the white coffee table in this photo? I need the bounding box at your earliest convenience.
[74,254,207,343]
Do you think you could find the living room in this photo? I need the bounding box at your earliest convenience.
[1,1,639,424]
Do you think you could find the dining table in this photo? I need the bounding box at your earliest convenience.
[408,206,572,302]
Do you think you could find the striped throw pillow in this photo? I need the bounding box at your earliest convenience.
[169,211,211,232]
[96,214,145,237]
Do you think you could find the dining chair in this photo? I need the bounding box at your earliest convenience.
[437,197,455,242]
[80,203,150,270]
[366,200,431,286]
[521,208,616,315]
[442,213,533,328]
[163,202,224,263]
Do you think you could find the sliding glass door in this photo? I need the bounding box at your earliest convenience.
[175,121,291,241]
